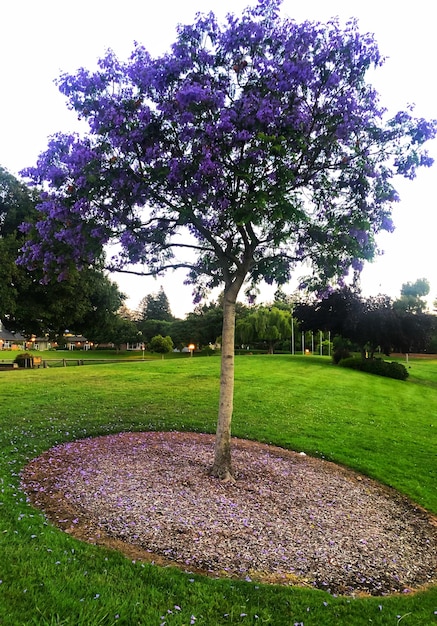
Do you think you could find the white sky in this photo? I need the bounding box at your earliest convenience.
[1,0,436,317]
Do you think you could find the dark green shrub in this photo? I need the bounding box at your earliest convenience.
[332,348,352,364]
[338,356,409,380]
[200,346,218,356]
[385,360,410,380]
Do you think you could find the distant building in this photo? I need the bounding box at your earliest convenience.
[33,336,52,351]
[64,334,90,350]
[0,321,26,350]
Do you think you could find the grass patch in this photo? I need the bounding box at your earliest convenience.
[0,354,436,625]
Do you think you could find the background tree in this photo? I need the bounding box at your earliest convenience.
[354,295,399,357]
[273,288,293,308]
[236,306,291,353]
[394,312,435,353]
[394,277,430,314]
[0,165,38,321]
[104,316,141,351]
[20,0,436,479]
[137,287,173,322]
[0,166,125,340]
[164,318,189,351]
[117,303,138,322]
[392,279,435,352]
[149,334,174,354]
[74,271,127,344]
[138,318,173,344]
[295,287,364,340]
[183,300,233,348]
[295,288,436,357]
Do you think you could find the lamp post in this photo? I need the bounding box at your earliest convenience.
[188,343,195,357]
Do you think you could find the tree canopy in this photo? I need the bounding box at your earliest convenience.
[0,165,38,320]
[394,277,430,314]
[137,287,173,322]
[0,165,125,339]
[236,306,291,353]
[19,0,436,478]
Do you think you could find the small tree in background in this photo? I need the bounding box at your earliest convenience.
[236,306,291,353]
[20,0,436,479]
[149,334,174,354]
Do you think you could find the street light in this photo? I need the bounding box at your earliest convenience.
[188,343,195,357]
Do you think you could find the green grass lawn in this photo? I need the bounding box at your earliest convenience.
[0,354,436,625]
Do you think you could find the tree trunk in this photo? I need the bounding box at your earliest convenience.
[209,288,238,481]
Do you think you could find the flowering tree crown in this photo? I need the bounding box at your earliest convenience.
[20,0,436,300]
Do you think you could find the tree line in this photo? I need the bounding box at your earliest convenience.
[294,282,437,358]
[113,282,437,357]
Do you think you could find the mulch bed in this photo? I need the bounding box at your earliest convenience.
[21,431,437,597]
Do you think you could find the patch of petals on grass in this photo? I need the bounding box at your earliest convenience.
[21,431,437,596]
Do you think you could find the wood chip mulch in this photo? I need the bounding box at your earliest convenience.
[20,431,437,597]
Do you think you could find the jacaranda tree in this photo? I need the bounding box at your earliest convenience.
[20,0,436,479]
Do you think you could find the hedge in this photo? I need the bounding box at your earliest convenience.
[338,356,409,380]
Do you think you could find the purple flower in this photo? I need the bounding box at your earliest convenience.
[19,2,435,297]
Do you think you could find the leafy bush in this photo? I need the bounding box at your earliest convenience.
[332,348,352,364]
[338,356,409,380]
[200,346,218,356]
[149,334,174,354]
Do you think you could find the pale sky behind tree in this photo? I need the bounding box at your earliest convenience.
[1,0,436,317]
